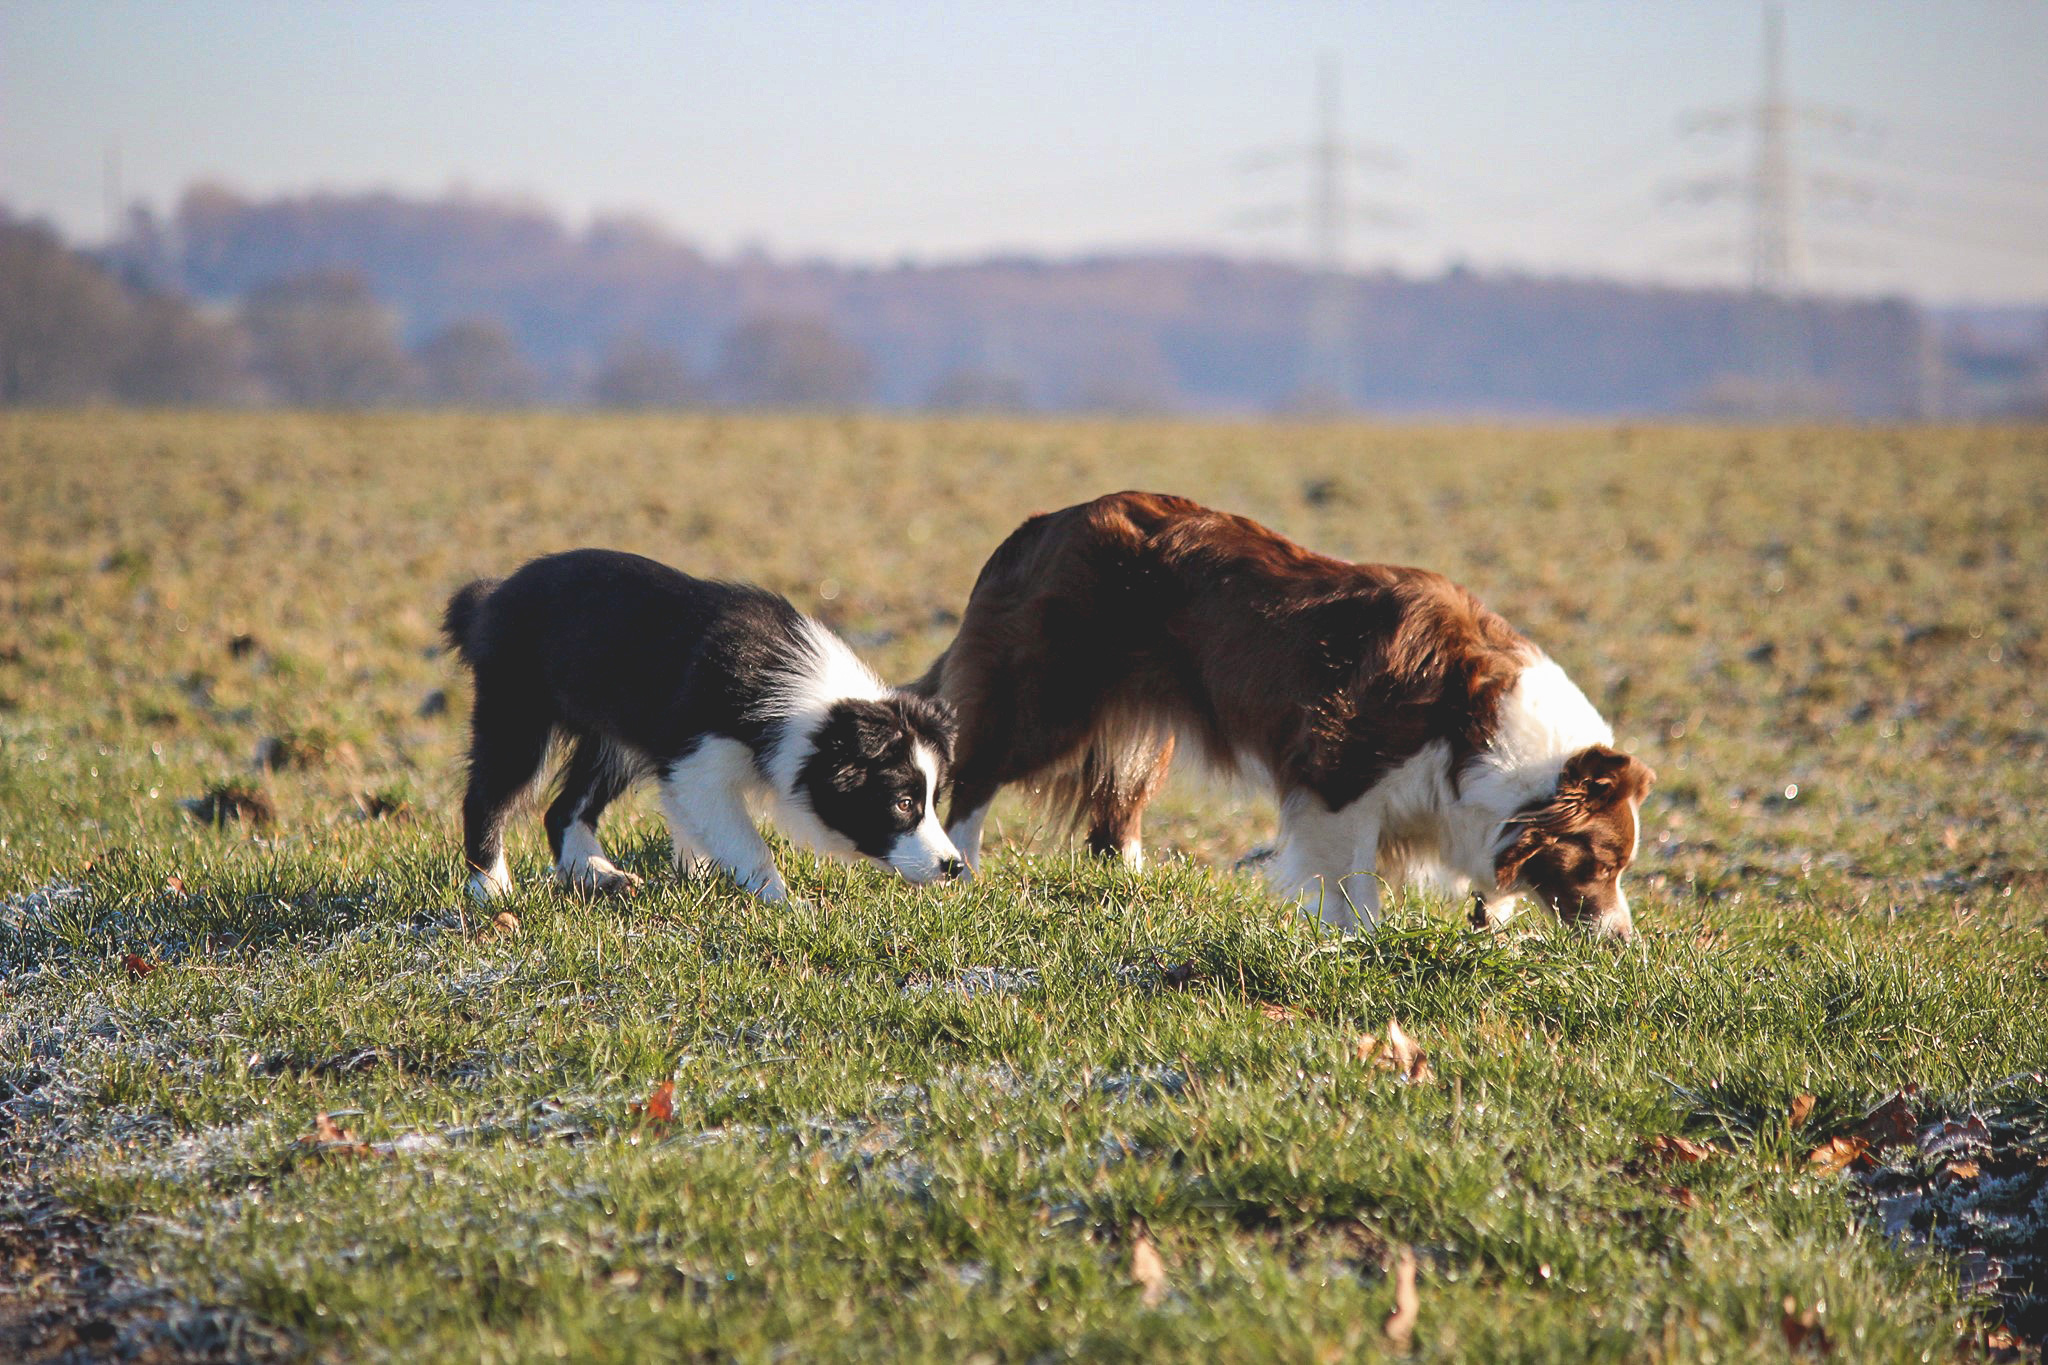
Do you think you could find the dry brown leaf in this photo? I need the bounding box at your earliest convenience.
[1922,1114,1990,1158]
[297,1112,376,1159]
[1805,1134,1871,1175]
[1788,1093,1815,1129]
[491,911,521,938]
[122,953,157,980]
[1779,1296,1834,1356]
[1259,1002,1302,1023]
[1849,1090,1918,1151]
[1355,1019,1433,1083]
[630,1079,677,1125]
[1941,1159,1980,1182]
[1383,1245,1419,1352]
[1386,1019,1432,1083]
[1642,1135,1717,1164]
[1654,1182,1701,1209]
[163,876,185,896]
[1130,1228,1169,1308]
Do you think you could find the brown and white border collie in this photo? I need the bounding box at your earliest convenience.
[917,492,1653,937]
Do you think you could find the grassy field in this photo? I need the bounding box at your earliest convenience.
[2,411,2044,1362]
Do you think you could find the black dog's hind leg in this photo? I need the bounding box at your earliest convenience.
[462,684,555,900]
[544,737,643,896]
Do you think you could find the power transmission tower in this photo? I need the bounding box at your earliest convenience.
[1674,3,1865,296]
[1233,55,1404,411]
[1747,2,1797,294]
[104,139,124,246]
[1670,3,1874,411]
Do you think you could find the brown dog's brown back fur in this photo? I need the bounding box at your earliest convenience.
[920,491,1537,854]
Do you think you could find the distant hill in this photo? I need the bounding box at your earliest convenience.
[76,184,2007,417]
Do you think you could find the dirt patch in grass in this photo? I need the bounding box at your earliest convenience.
[0,1193,290,1363]
[1849,1094,2048,1351]
[178,781,275,830]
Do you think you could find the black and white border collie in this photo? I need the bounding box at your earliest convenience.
[917,492,1654,937]
[442,549,964,903]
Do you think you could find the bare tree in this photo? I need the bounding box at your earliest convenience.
[0,219,131,403]
[241,270,414,406]
[925,368,1030,413]
[715,315,871,409]
[416,318,538,406]
[591,331,700,408]
[115,293,250,405]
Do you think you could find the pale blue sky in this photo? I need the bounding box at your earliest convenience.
[4,1,2046,301]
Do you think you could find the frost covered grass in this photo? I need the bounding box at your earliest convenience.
[1,412,2045,1361]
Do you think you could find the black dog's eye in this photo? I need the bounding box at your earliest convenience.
[894,795,916,815]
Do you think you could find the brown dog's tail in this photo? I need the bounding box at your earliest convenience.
[440,578,500,666]
[1033,704,1178,845]
[906,643,950,700]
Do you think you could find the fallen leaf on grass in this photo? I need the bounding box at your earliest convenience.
[1805,1135,1871,1176]
[1940,1159,1980,1182]
[162,876,185,896]
[122,954,156,980]
[1355,1020,1433,1083]
[1641,1135,1717,1164]
[630,1080,677,1125]
[1130,1226,1169,1307]
[489,911,521,938]
[1654,1183,1701,1209]
[1779,1296,1834,1356]
[1921,1114,1990,1159]
[1788,1093,1815,1129]
[1259,1003,1302,1023]
[1804,1089,1926,1174]
[1383,1245,1419,1352]
[297,1113,376,1160]
[1849,1089,1918,1151]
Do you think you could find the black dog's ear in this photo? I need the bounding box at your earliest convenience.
[831,763,865,793]
[852,709,895,760]
[811,703,897,791]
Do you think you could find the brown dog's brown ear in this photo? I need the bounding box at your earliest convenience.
[1494,813,1561,892]
[1495,824,1536,892]
[1625,755,1656,799]
[1560,745,1655,808]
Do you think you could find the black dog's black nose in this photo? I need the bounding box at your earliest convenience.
[940,857,967,880]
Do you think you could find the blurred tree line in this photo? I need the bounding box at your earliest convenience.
[1,216,249,404]
[8,185,2036,417]
[1,211,881,410]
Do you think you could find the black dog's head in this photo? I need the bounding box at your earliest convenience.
[797,693,964,881]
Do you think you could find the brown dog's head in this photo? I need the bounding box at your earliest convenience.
[1493,745,1655,938]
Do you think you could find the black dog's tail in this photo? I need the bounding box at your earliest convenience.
[441,578,500,666]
